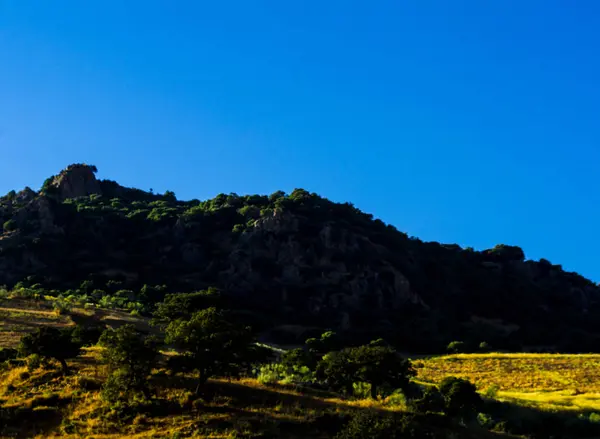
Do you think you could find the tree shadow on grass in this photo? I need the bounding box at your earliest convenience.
[484,398,600,438]
[0,395,71,439]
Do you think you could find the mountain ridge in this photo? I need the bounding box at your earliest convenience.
[1,164,598,353]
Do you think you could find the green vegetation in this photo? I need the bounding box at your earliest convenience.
[0,164,599,355]
[164,307,258,392]
[99,325,158,416]
[2,164,600,437]
[316,341,415,399]
[18,326,81,374]
[1,297,600,437]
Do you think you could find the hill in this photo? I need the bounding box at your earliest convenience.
[0,343,508,439]
[416,353,600,412]
[1,164,599,352]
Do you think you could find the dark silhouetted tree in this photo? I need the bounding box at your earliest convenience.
[438,376,482,420]
[19,327,81,374]
[165,307,255,392]
[317,341,415,399]
[99,325,158,402]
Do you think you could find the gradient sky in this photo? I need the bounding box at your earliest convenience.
[1,1,599,281]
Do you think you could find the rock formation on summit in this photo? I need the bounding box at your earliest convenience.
[46,164,102,200]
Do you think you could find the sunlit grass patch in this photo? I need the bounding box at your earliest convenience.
[417,352,600,413]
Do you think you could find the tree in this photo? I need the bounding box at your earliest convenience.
[19,327,81,374]
[411,386,445,414]
[438,376,482,420]
[153,289,221,324]
[316,350,355,396]
[165,307,255,392]
[317,341,415,399]
[163,190,176,201]
[487,244,525,262]
[478,341,491,352]
[280,348,314,370]
[99,325,158,401]
[447,341,467,354]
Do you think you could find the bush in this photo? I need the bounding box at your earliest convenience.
[52,299,72,315]
[26,354,45,371]
[410,387,444,414]
[3,219,17,232]
[383,389,408,408]
[590,413,600,424]
[477,412,495,429]
[438,377,482,421]
[484,384,499,399]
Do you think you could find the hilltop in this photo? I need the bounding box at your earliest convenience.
[1,164,599,352]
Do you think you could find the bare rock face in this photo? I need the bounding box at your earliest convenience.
[219,210,426,329]
[51,164,102,200]
[14,197,59,233]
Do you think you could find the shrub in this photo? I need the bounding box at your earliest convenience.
[384,389,408,408]
[26,354,45,371]
[52,300,72,315]
[484,384,499,399]
[280,348,316,371]
[3,219,17,232]
[477,412,495,429]
[257,363,282,385]
[410,387,444,414]
[438,377,482,421]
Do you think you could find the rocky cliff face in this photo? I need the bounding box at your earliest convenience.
[50,164,102,200]
[207,210,426,331]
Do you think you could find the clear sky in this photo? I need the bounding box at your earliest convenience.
[1,1,599,281]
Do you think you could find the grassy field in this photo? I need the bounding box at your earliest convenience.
[0,299,511,438]
[415,353,600,412]
[0,347,505,439]
[0,298,151,348]
[2,297,599,436]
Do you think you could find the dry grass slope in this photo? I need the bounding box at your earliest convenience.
[0,347,435,439]
[416,353,600,412]
[0,298,152,348]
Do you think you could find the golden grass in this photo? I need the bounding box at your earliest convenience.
[0,298,153,348]
[416,353,600,412]
[0,346,405,439]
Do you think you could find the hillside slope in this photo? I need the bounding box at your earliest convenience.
[0,164,598,352]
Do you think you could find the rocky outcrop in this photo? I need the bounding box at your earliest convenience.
[51,164,102,200]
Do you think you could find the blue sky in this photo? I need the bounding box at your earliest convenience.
[1,1,600,280]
